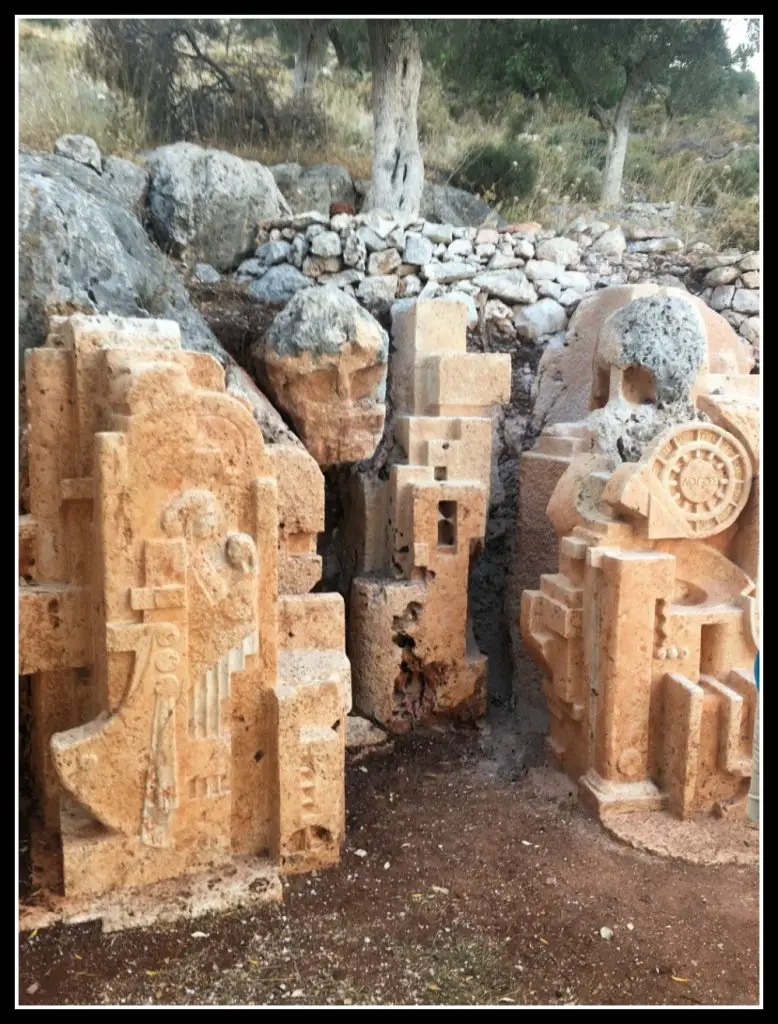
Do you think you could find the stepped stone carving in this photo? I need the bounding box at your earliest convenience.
[19,314,350,908]
[348,300,511,731]
[519,289,760,821]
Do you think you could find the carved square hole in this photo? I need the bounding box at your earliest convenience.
[434,466,448,481]
[437,500,457,548]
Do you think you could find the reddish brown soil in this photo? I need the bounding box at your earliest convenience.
[18,714,759,1007]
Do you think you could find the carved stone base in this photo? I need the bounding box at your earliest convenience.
[578,770,669,817]
[20,836,281,934]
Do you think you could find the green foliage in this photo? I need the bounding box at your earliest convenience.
[450,140,537,203]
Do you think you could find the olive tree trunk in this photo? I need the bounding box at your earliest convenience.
[367,19,424,218]
[293,19,330,99]
[600,78,641,205]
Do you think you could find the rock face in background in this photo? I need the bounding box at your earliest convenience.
[18,144,295,514]
[254,287,389,466]
[269,162,357,216]
[53,133,102,173]
[146,142,292,271]
[18,152,217,360]
[419,181,507,228]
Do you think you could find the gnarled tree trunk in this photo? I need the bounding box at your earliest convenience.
[367,20,424,219]
[600,77,641,205]
[293,19,330,99]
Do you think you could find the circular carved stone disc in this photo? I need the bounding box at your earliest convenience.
[651,424,752,538]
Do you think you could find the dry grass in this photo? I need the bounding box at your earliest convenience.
[19,20,147,158]
[17,19,759,250]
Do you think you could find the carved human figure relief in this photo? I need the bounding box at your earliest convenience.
[160,490,259,742]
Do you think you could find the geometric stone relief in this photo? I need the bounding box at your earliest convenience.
[18,313,350,920]
[347,300,511,733]
[519,289,760,824]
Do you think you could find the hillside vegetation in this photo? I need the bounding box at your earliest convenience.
[18,18,759,249]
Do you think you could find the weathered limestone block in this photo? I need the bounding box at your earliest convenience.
[18,313,350,913]
[254,288,389,467]
[509,285,755,708]
[348,300,510,732]
[518,287,760,825]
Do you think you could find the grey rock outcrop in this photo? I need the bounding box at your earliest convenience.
[146,142,291,271]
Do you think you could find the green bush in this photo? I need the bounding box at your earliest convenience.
[450,140,537,202]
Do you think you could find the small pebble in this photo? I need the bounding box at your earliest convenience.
[354,849,367,858]
[26,982,39,996]
[600,926,614,940]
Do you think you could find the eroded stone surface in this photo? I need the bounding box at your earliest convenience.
[254,288,389,467]
[347,300,511,732]
[19,314,350,915]
[518,287,759,827]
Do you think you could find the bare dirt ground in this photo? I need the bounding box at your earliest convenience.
[18,703,759,1008]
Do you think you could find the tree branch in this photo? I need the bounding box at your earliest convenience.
[179,27,235,93]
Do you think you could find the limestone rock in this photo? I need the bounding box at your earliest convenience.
[421,261,476,284]
[102,156,149,215]
[357,275,399,315]
[256,287,389,465]
[268,162,356,215]
[709,285,735,311]
[368,248,402,276]
[535,236,579,267]
[524,259,559,282]
[247,265,313,305]
[194,263,221,284]
[732,289,760,315]
[738,252,760,272]
[513,298,568,343]
[592,228,627,259]
[346,715,390,749]
[473,269,537,305]
[628,237,683,254]
[310,231,343,258]
[256,240,293,266]
[54,133,102,173]
[419,180,506,228]
[146,142,291,271]
[704,265,740,287]
[741,271,760,290]
[302,255,342,278]
[487,254,525,271]
[422,222,454,244]
[18,152,219,363]
[403,233,434,266]
[343,232,368,270]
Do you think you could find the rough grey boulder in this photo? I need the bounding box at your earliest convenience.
[19,151,219,362]
[146,142,292,271]
[194,263,221,284]
[246,264,313,305]
[262,286,389,365]
[269,162,356,215]
[599,294,706,407]
[54,133,102,174]
[513,298,568,342]
[473,268,537,304]
[419,181,507,228]
[102,156,149,217]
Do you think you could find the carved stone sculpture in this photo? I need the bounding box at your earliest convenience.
[19,314,350,909]
[519,289,760,821]
[348,300,511,731]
